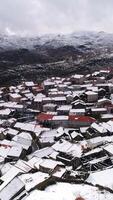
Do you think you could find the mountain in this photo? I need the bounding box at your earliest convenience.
[1,31,113,49]
[0,31,113,86]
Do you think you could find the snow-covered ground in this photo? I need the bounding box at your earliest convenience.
[25,182,113,200]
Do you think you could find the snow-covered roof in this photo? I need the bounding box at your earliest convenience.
[7,145,23,158]
[28,147,54,159]
[6,128,19,136]
[14,122,41,133]
[101,114,113,119]
[25,81,35,87]
[0,177,24,200]
[85,91,98,95]
[70,109,85,113]
[0,109,11,116]
[52,140,82,157]
[87,168,113,190]
[15,160,32,173]
[91,122,107,134]
[9,93,21,99]
[52,167,66,178]
[53,96,66,101]
[97,98,111,104]
[0,166,22,191]
[57,105,72,111]
[40,159,63,170]
[91,108,107,112]
[104,143,113,155]
[72,74,84,79]
[19,172,49,191]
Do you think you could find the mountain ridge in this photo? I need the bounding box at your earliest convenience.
[0,31,113,86]
[1,31,113,50]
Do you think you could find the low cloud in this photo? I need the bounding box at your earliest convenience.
[0,0,113,36]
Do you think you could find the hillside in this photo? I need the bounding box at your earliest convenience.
[0,31,113,85]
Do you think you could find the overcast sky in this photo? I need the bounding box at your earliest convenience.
[0,0,113,36]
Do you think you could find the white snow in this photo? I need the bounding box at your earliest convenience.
[25,182,113,200]
[19,172,49,191]
[87,168,113,190]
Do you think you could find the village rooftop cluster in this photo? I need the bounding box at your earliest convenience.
[1,69,113,199]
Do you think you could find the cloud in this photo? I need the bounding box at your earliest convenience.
[0,0,113,36]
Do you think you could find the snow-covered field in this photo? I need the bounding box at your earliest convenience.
[25,182,113,200]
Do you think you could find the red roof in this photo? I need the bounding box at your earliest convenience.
[69,115,96,123]
[37,113,54,121]
[75,197,85,200]
[33,85,44,92]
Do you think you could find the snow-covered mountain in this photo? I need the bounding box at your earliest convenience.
[0,31,113,86]
[0,31,113,50]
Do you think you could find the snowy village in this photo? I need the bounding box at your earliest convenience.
[0,69,113,199]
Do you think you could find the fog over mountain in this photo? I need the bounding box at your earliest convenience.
[0,0,113,85]
[0,31,113,86]
[0,0,113,36]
